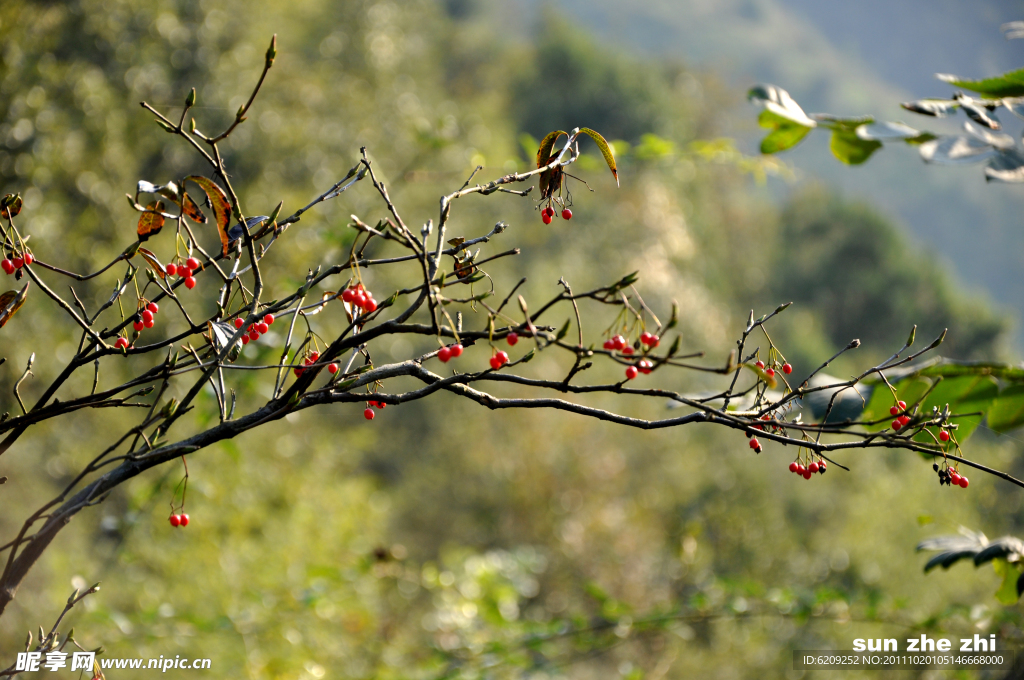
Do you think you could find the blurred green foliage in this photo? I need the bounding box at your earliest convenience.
[1,0,1022,678]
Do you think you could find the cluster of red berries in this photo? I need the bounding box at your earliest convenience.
[540,206,572,224]
[167,256,201,290]
[788,459,826,479]
[935,463,969,488]
[437,343,464,362]
[1,251,32,274]
[754,359,793,379]
[294,351,320,377]
[889,401,911,431]
[168,513,190,527]
[603,335,631,352]
[132,301,160,333]
[364,399,387,420]
[342,284,378,313]
[489,350,510,370]
[624,359,654,380]
[640,332,660,348]
[234,313,275,344]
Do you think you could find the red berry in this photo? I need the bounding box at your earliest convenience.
[179,513,189,527]
[959,476,969,488]
[257,322,269,334]
[165,263,177,276]
[625,366,639,380]
[146,302,159,314]
[506,332,519,346]
[755,360,765,369]
[819,461,826,472]
[939,430,950,442]
[22,253,32,265]
[782,363,792,374]
[234,318,244,329]
[264,314,275,325]
[12,256,23,269]
[309,352,320,362]
[293,366,302,376]
[169,514,180,527]
[640,332,652,345]
[796,464,805,474]
[891,420,901,431]
[889,406,899,416]
[342,288,355,303]
[242,335,250,345]
[748,437,759,449]
[450,344,463,357]
[248,331,259,342]
[142,309,154,323]
[898,401,907,410]
[765,367,775,378]
[803,470,812,480]
[144,319,155,329]
[622,346,634,355]
[364,408,375,420]
[496,351,509,365]
[542,212,553,225]
[808,462,819,473]
[603,339,615,350]
[364,298,377,313]
[950,472,961,485]
[899,415,911,426]
[1,259,12,274]
[489,356,502,370]
[133,320,144,331]
[438,346,452,363]
[179,266,191,279]
[328,363,339,374]
[377,401,386,409]
[353,292,367,308]
[186,256,200,270]
[184,276,196,289]
[561,208,572,220]
[789,462,799,473]
[114,337,128,350]
[614,335,627,350]
[639,359,653,375]
[648,335,659,348]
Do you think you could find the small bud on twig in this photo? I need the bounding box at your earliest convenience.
[185,87,196,108]
[906,325,916,347]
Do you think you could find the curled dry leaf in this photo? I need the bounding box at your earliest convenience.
[0,282,29,329]
[185,176,233,256]
[137,201,166,240]
[1,194,23,220]
[135,246,167,278]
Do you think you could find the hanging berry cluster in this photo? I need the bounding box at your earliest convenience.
[437,343,464,363]
[1,250,31,275]
[167,256,201,290]
[342,283,378,313]
[789,458,827,479]
[234,312,275,345]
[934,462,969,488]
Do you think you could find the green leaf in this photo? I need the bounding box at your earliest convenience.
[937,69,1024,98]
[578,128,619,186]
[555,319,570,341]
[914,375,998,443]
[757,109,813,154]
[830,129,882,165]
[987,383,1024,432]
[861,377,932,429]
[993,558,1021,605]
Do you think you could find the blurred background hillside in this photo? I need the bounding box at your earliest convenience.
[1,0,1023,677]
